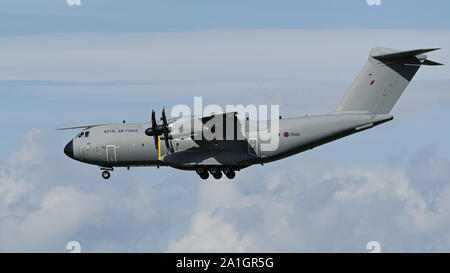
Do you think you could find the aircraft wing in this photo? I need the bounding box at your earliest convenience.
[162,149,258,167]
[201,111,237,123]
[56,123,116,130]
[199,111,245,141]
[169,111,246,141]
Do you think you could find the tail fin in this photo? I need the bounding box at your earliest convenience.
[336,47,442,114]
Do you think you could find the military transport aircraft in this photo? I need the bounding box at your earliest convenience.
[59,47,441,180]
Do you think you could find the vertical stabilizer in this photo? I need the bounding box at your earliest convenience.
[336,47,441,114]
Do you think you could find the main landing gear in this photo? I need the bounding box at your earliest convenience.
[222,166,236,179]
[196,166,236,180]
[196,168,210,180]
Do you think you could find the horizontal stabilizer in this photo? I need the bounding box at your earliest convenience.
[372,48,440,61]
[423,59,444,66]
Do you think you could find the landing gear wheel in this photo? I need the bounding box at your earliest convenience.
[212,172,222,179]
[102,171,110,179]
[222,167,236,179]
[225,170,235,179]
[199,172,209,180]
[196,167,209,180]
[209,167,222,179]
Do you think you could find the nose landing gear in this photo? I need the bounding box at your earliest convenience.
[100,167,113,180]
[102,171,111,179]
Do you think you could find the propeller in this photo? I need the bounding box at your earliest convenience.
[145,107,173,153]
[161,106,173,153]
[151,110,158,148]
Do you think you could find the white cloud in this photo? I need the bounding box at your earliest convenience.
[1,128,450,252]
[0,129,197,252]
[0,129,107,251]
[168,153,450,252]
[14,186,107,250]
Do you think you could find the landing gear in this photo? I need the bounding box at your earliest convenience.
[100,167,113,180]
[226,171,235,179]
[196,168,210,180]
[102,171,110,179]
[223,167,236,179]
[210,167,223,179]
[196,167,236,180]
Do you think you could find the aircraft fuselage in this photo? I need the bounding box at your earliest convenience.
[64,112,393,172]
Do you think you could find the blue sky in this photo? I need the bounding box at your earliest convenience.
[1,0,450,36]
[1,0,450,252]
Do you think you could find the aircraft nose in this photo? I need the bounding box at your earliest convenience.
[64,140,74,159]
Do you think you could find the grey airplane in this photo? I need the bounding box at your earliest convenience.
[59,47,441,180]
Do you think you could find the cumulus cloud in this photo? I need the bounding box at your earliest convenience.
[1,128,450,252]
[168,152,450,252]
[0,130,105,251]
[0,129,199,252]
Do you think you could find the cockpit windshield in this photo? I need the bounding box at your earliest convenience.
[77,131,90,138]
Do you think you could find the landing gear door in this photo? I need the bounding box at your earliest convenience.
[106,145,117,163]
[248,138,258,155]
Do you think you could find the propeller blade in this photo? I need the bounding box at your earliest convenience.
[152,110,158,149]
[151,110,157,131]
[161,106,173,152]
[162,106,168,127]
[147,108,171,151]
[163,130,173,153]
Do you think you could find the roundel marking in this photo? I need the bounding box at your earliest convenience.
[283,132,289,137]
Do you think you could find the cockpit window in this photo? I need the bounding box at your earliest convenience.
[85,131,90,137]
[77,132,84,138]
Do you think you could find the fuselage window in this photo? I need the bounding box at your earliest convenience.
[85,131,90,137]
[78,132,84,138]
